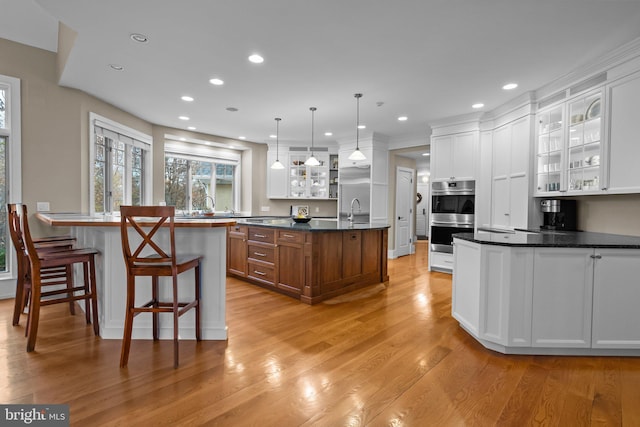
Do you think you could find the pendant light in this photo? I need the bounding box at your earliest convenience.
[305,107,320,166]
[270,117,285,170]
[348,93,367,161]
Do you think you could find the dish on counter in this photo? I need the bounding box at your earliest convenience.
[585,99,601,120]
[292,216,312,223]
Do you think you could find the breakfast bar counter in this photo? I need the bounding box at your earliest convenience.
[452,229,640,356]
[36,213,236,340]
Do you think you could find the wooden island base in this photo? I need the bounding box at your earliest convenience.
[227,221,389,304]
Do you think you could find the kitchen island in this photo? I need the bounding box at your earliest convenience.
[227,218,390,304]
[452,229,640,356]
[36,213,236,340]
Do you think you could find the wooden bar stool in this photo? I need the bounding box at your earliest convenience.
[7,205,77,327]
[7,204,99,352]
[119,205,203,368]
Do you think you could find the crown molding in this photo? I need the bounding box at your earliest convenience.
[536,36,640,100]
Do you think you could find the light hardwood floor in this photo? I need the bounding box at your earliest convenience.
[2,241,640,426]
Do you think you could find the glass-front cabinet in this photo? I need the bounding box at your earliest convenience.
[536,105,564,193]
[567,92,602,192]
[535,89,603,195]
[288,152,330,198]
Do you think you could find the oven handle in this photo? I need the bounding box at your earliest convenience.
[432,190,475,195]
[431,221,474,227]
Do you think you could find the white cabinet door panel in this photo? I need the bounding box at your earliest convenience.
[592,249,640,348]
[532,248,593,348]
[607,72,640,193]
[452,239,481,335]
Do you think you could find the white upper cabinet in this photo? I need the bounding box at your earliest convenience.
[267,148,333,199]
[266,149,288,198]
[491,116,533,229]
[431,131,477,182]
[534,88,604,196]
[566,91,604,194]
[606,71,640,194]
[535,104,565,194]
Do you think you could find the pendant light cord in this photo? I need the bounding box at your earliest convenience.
[275,117,281,160]
[310,107,316,154]
[355,93,362,150]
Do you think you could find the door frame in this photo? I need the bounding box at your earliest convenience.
[394,166,415,258]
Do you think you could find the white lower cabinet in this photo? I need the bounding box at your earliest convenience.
[592,249,640,348]
[452,238,640,354]
[480,245,533,347]
[531,248,594,348]
[430,251,454,272]
[452,239,481,335]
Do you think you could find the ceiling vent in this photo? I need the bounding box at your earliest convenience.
[538,92,566,109]
[570,72,607,96]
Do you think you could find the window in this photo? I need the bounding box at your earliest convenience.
[164,138,240,214]
[90,113,152,214]
[0,134,7,272]
[1,74,22,287]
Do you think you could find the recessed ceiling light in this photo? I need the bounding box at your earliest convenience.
[238,136,246,140]
[503,83,518,90]
[358,124,366,129]
[181,95,194,102]
[269,134,277,139]
[422,152,430,156]
[187,126,196,130]
[209,78,224,86]
[109,64,124,71]
[248,54,264,64]
[226,107,238,112]
[178,116,190,121]
[179,137,186,141]
[398,116,408,121]
[472,103,484,109]
[324,132,333,136]
[205,142,211,145]
[130,33,149,43]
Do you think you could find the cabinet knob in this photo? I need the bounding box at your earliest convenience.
[590,254,603,259]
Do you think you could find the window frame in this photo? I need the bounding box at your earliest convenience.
[0,74,22,293]
[89,112,153,215]
[164,138,241,214]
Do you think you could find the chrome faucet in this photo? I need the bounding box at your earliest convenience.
[348,198,361,222]
[205,195,215,212]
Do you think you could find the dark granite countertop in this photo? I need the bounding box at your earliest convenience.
[236,217,390,232]
[454,229,640,249]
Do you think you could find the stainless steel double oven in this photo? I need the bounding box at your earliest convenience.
[430,180,475,254]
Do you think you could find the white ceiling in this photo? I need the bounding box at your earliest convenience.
[3,0,640,149]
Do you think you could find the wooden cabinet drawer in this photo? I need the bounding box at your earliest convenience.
[248,227,275,244]
[248,244,275,264]
[247,261,275,284]
[229,224,247,234]
[278,230,304,244]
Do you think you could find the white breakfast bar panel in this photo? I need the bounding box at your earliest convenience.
[36,213,233,340]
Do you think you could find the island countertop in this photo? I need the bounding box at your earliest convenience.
[454,229,640,249]
[36,212,236,228]
[235,217,390,231]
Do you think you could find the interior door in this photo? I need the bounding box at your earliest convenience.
[416,182,429,237]
[395,167,413,257]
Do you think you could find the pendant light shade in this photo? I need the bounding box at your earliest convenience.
[271,117,285,170]
[305,107,320,166]
[348,93,367,161]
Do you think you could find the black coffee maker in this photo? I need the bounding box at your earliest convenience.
[540,199,577,230]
